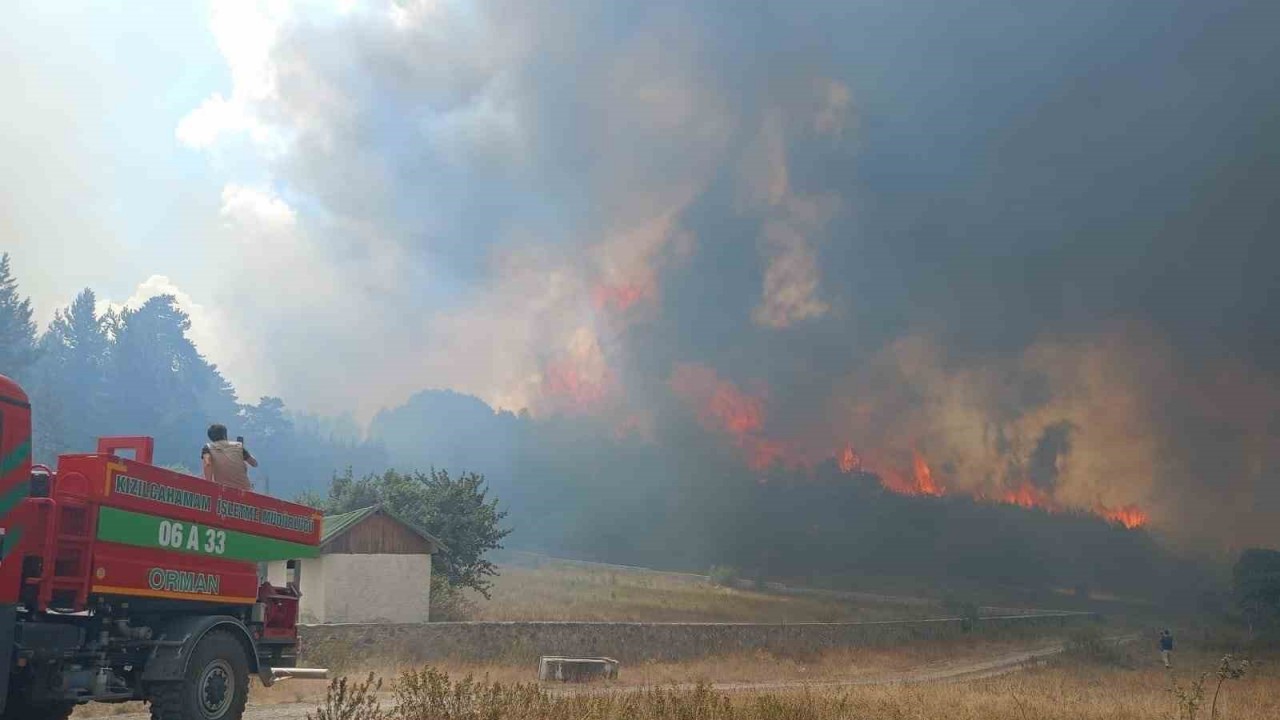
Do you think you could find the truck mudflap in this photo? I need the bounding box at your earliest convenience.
[141,615,266,685]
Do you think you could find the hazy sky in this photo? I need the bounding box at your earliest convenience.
[4,2,230,382]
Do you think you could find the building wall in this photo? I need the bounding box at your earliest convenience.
[318,553,432,623]
[268,552,432,623]
[300,557,328,624]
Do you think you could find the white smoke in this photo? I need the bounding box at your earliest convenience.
[178,0,848,416]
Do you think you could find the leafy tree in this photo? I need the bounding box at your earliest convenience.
[408,468,511,597]
[0,253,38,379]
[1234,548,1280,637]
[310,468,511,597]
[305,468,381,514]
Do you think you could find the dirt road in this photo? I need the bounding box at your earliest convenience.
[94,636,1126,719]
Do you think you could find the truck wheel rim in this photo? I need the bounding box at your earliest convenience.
[198,659,234,718]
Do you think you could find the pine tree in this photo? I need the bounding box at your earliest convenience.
[106,295,239,467]
[0,253,38,379]
[32,289,112,455]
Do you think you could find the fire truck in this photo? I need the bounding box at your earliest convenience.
[0,374,323,720]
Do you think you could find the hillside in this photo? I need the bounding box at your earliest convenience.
[472,552,955,622]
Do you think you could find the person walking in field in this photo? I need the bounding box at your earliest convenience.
[1159,629,1174,668]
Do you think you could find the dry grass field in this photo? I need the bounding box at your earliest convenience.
[291,643,1279,720]
[299,632,1072,689]
[470,556,941,622]
[71,632,1073,717]
[77,633,1280,719]
[73,558,1278,719]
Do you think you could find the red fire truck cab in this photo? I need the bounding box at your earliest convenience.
[0,374,323,720]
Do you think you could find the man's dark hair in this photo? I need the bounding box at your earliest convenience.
[207,424,229,442]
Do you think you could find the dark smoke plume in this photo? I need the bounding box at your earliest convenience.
[185,0,1280,551]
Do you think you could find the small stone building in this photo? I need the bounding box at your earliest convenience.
[267,504,442,624]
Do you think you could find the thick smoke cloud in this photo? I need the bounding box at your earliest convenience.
[185,0,1280,549]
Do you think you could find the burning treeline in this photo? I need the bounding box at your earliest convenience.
[604,325,1273,548]
[520,257,1280,562]
[660,333,1159,530]
[371,317,1268,598]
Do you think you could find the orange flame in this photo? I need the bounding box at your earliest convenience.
[872,450,945,496]
[670,364,808,471]
[672,365,1150,531]
[670,364,764,438]
[1000,482,1061,512]
[542,358,610,412]
[541,330,614,415]
[911,450,943,496]
[1098,503,1148,529]
[877,467,918,495]
[707,387,764,436]
[998,483,1147,528]
[837,444,861,473]
[830,447,1146,529]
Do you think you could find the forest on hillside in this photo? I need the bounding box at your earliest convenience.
[1,253,1209,605]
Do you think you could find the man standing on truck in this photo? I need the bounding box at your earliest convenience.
[202,423,257,490]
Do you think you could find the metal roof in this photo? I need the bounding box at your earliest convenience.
[319,504,446,553]
[320,506,379,545]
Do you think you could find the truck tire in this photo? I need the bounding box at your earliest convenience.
[149,630,250,720]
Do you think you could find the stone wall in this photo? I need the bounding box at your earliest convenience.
[300,612,1095,668]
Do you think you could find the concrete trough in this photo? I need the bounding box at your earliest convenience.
[538,656,619,682]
